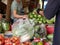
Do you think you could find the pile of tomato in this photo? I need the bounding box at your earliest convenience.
[0,34,31,45]
[0,34,20,45]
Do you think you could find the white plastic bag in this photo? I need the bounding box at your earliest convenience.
[12,18,35,42]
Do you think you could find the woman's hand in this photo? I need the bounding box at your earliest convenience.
[23,15,28,19]
[39,11,44,16]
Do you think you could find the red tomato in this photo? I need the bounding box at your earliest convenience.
[12,43,16,45]
[5,38,11,43]
[5,38,12,45]
[11,37,19,43]
[5,42,13,45]
[15,40,20,44]
[0,41,3,45]
[0,35,4,44]
[24,42,29,45]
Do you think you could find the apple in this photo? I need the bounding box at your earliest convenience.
[44,42,50,45]
[46,25,54,34]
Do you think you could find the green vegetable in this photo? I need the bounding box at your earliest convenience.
[38,15,41,18]
[47,34,53,40]
[2,20,10,31]
[28,11,55,24]
[34,25,40,32]
[32,42,37,45]
[34,33,40,38]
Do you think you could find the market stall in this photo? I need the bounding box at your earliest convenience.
[0,0,55,45]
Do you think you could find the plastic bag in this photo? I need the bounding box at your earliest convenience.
[12,18,35,42]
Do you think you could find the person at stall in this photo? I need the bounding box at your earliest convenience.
[11,0,28,22]
[38,0,60,45]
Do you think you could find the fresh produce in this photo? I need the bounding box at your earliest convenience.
[11,36,20,43]
[5,38,11,43]
[43,40,52,45]
[11,36,20,45]
[4,42,12,45]
[2,20,10,31]
[28,11,55,24]
[39,24,47,38]
[34,33,40,38]
[46,18,55,24]
[34,25,40,32]
[47,34,53,41]
[0,19,10,33]
[23,41,31,45]
[0,34,4,45]
[5,38,12,45]
[44,42,50,45]
[28,10,54,45]
[46,25,54,34]
[34,24,47,38]
[0,35,21,45]
[48,41,52,45]
[37,41,43,45]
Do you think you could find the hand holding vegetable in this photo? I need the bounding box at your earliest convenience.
[39,10,44,16]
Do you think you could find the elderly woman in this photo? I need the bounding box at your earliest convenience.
[11,0,28,22]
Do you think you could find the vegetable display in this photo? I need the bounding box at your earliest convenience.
[28,11,55,24]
